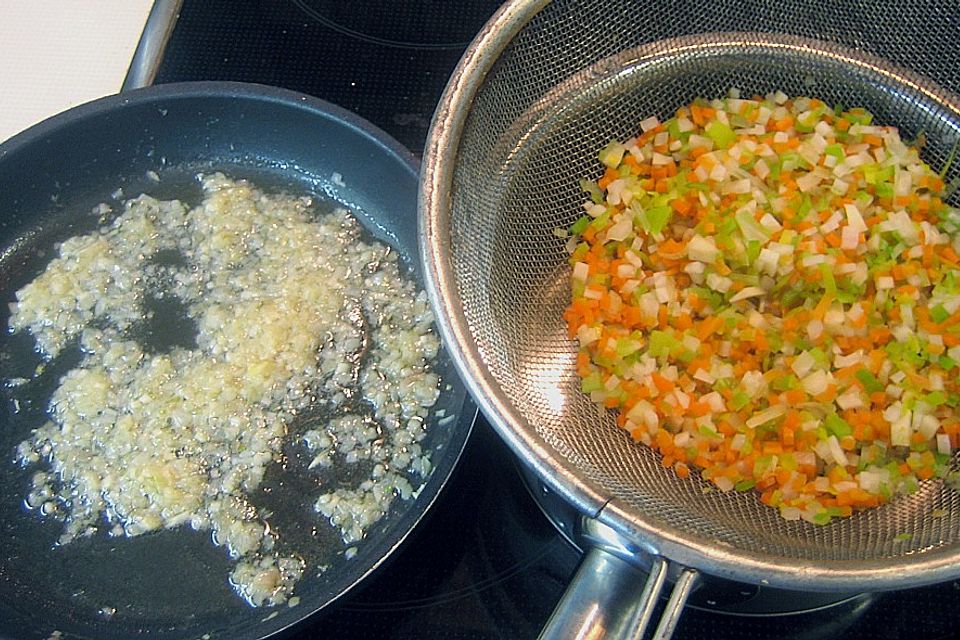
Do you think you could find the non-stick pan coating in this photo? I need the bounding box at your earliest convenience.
[0,82,473,640]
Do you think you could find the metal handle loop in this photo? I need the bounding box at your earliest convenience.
[539,546,698,640]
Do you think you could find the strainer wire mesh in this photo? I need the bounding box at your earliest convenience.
[439,0,960,580]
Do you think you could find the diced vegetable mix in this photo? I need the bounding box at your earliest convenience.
[563,91,960,524]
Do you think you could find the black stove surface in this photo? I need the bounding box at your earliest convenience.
[156,0,501,154]
[154,2,960,638]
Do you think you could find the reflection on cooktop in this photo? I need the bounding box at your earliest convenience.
[289,0,501,49]
[155,0,504,153]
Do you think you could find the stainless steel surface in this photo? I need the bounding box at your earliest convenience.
[421,0,960,636]
[123,0,182,90]
[518,458,867,616]
[625,557,669,639]
[421,0,607,523]
[651,569,699,640]
[538,519,698,640]
[538,548,668,640]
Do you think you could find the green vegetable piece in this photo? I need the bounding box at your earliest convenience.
[808,347,829,368]
[930,304,950,324]
[862,164,881,185]
[825,413,853,438]
[875,182,895,199]
[753,454,775,477]
[835,290,859,304]
[699,424,721,439]
[855,369,885,393]
[570,215,591,235]
[581,372,604,393]
[705,120,737,149]
[647,330,680,358]
[942,271,958,295]
[616,339,643,358]
[589,210,611,231]
[780,453,798,471]
[819,263,837,296]
[771,375,799,392]
[812,511,832,525]
[730,390,751,411]
[645,206,672,235]
[940,140,959,179]
[846,108,874,126]
[824,144,846,162]
[667,119,682,140]
[796,194,813,218]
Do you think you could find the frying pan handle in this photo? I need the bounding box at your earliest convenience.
[539,548,699,640]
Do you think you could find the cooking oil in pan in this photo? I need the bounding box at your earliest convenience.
[0,170,445,611]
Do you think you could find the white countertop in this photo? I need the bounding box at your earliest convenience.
[0,1,155,144]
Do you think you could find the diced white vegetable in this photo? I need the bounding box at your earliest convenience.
[791,350,816,378]
[836,390,864,410]
[686,235,719,263]
[746,404,787,429]
[706,273,733,292]
[605,215,634,242]
[729,287,766,303]
[937,434,952,455]
[572,262,589,281]
[890,411,912,447]
[801,369,829,395]
[756,248,780,276]
[640,116,660,132]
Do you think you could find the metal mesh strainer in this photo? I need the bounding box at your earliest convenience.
[420,0,960,629]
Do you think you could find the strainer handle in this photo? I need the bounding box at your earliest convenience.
[539,548,699,640]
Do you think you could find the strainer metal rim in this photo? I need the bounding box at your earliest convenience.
[420,0,960,592]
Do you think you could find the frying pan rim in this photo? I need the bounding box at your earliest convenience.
[0,80,422,178]
[419,0,960,594]
[0,79,476,640]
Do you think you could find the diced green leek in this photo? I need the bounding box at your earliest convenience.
[570,215,591,235]
[824,144,846,161]
[581,373,604,393]
[825,413,853,438]
[819,263,837,296]
[644,206,672,235]
[855,369,884,393]
[647,330,680,358]
[930,304,950,324]
[705,120,736,149]
[730,390,751,411]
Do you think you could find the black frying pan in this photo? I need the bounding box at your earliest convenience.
[0,82,474,640]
